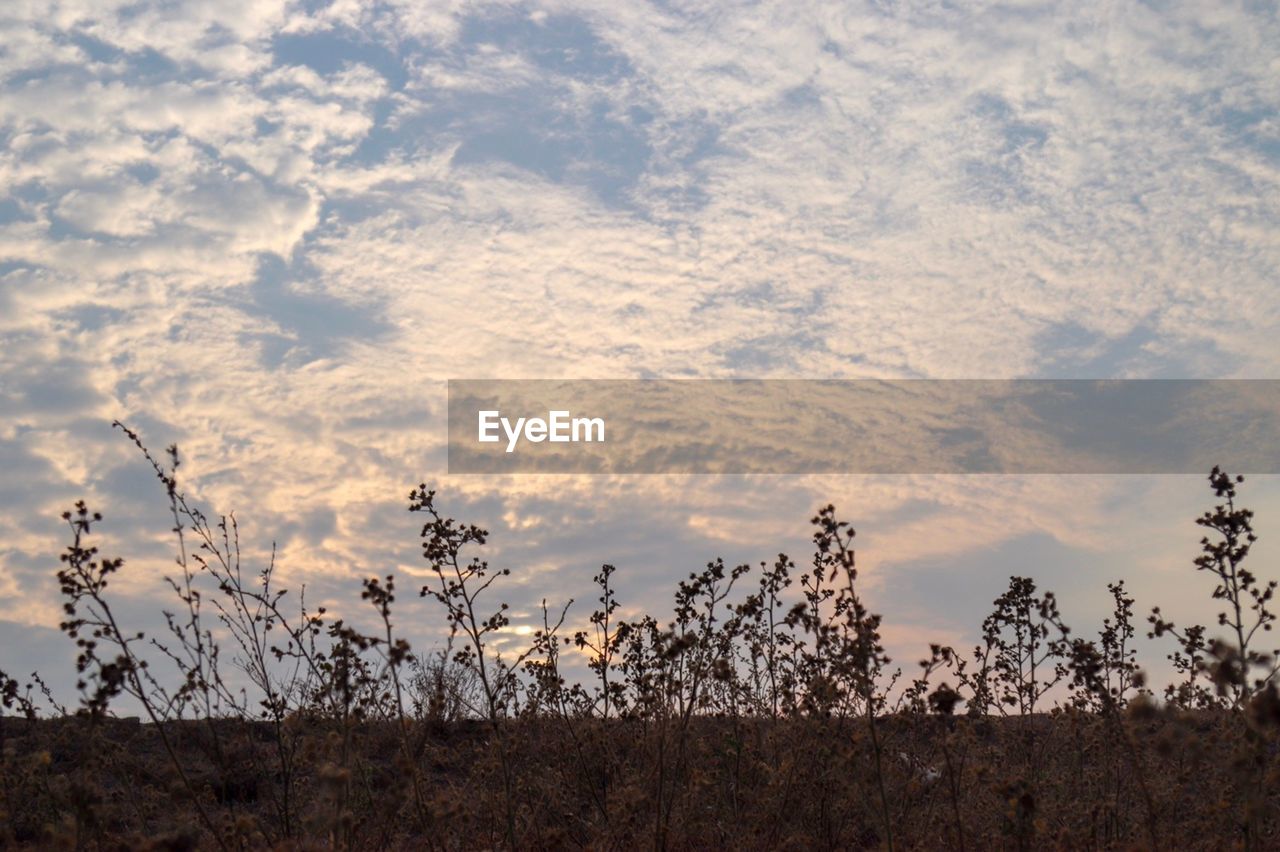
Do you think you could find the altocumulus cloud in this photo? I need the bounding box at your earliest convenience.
[0,0,1278,693]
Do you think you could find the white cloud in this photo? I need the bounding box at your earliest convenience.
[0,0,1277,686]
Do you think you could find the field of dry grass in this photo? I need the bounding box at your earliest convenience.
[1,427,1278,849]
[2,706,1276,850]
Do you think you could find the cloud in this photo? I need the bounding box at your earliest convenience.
[0,0,1278,692]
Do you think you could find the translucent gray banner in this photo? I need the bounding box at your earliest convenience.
[447,380,1280,474]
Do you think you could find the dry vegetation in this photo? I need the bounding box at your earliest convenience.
[2,422,1279,850]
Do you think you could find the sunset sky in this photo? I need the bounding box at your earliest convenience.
[2,0,1278,699]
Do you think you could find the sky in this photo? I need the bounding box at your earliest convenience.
[1,0,1279,705]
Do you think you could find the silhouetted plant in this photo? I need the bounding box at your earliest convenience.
[409,484,562,847]
[977,576,1070,718]
[7,428,1279,850]
[0,669,37,755]
[56,500,228,849]
[1151,468,1278,710]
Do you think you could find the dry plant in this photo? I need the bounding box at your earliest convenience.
[1,427,1278,850]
